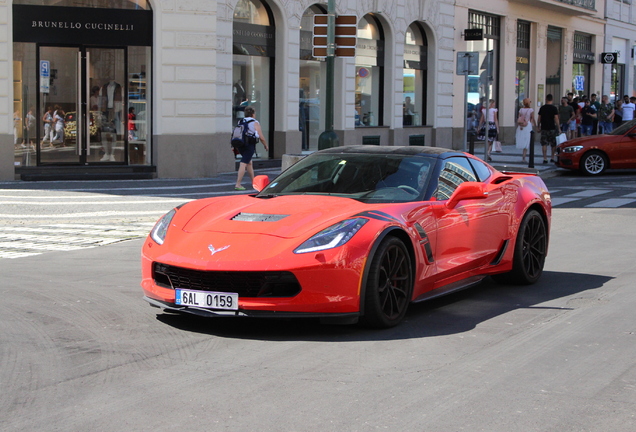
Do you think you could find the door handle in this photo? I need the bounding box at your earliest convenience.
[85,51,91,156]
[77,51,83,156]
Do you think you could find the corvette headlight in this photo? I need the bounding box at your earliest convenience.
[294,218,368,254]
[150,208,177,245]
[563,145,584,153]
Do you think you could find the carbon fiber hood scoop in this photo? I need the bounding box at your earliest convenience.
[231,212,289,222]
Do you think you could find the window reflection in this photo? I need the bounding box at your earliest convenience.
[355,15,384,127]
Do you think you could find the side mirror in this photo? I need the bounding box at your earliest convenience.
[446,182,488,209]
[253,175,270,192]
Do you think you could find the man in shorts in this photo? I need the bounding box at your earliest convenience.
[537,94,560,163]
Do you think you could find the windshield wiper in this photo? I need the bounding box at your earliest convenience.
[255,194,278,199]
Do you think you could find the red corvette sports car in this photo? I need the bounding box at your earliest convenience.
[141,146,551,328]
[555,119,636,175]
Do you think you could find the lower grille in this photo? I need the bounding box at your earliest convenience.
[153,262,301,298]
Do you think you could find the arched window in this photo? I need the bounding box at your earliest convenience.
[233,0,275,157]
[403,23,428,127]
[355,14,384,127]
[299,4,327,151]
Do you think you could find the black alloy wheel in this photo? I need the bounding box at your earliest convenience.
[362,237,413,328]
[493,209,547,285]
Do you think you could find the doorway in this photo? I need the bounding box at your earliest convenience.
[39,45,127,165]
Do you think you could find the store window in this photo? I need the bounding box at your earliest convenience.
[233,0,274,158]
[403,22,428,127]
[467,11,500,124]
[355,15,384,127]
[546,26,562,99]
[573,32,594,97]
[516,20,531,117]
[299,5,327,151]
[12,0,152,168]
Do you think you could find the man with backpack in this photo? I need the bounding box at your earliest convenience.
[233,106,268,191]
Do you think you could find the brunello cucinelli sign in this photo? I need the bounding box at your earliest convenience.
[13,5,152,46]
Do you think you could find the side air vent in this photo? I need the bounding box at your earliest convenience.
[492,176,513,184]
[232,213,289,222]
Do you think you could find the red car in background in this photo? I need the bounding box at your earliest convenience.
[141,146,551,328]
[556,119,636,175]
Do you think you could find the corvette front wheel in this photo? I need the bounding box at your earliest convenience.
[361,237,413,328]
[494,209,547,285]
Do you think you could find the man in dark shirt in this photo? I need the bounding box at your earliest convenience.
[590,94,601,134]
[538,94,560,163]
[580,98,597,136]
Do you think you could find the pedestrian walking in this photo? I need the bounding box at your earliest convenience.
[515,98,537,163]
[235,106,269,191]
[477,99,499,162]
[537,94,560,164]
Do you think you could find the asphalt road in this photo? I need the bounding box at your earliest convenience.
[1,172,635,431]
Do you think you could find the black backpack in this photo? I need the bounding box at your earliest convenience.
[231,118,257,150]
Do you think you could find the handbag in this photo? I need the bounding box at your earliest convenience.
[493,140,503,152]
[557,132,567,145]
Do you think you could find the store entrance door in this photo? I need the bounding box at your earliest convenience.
[39,46,126,164]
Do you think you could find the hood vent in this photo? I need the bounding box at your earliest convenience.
[232,212,289,222]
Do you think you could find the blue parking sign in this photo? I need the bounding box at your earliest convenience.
[40,60,50,78]
[574,75,585,92]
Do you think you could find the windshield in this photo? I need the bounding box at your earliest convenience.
[610,119,636,135]
[258,153,437,203]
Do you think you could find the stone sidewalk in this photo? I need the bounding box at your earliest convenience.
[468,141,559,178]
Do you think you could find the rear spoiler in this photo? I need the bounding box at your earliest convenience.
[492,165,539,176]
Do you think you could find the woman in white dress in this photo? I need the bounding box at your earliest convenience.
[515,98,537,163]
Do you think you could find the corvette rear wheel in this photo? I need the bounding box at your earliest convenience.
[493,209,547,285]
[362,237,413,328]
[580,151,607,176]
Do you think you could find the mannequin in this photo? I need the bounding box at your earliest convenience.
[99,80,123,161]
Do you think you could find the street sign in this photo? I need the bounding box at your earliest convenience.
[313,14,357,58]
[600,52,618,64]
[40,60,50,78]
[574,75,585,91]
[464,28,483,41]
[456,51,479,76]
[40,60,50,93]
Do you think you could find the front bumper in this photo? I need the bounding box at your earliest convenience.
[144,295,360,323]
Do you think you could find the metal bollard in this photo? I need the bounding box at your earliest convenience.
[528,130,535,168]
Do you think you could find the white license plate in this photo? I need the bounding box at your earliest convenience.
[175,289,238,311]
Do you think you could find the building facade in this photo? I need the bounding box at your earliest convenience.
[3,0,635,182]
[454,0,606,143]
[2,0,456,181]
[603,0,636,101]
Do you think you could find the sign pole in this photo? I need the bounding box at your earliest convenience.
[484,50,493,162]
[464,72,469,153]
[318,0,339,149]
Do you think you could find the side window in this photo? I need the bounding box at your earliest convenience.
[468,158,493,182]
[434,157,477,200]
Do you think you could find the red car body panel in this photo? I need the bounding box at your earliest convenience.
[141,163,551,317]
[556,123,636,172]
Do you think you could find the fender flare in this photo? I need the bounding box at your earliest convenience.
[358,226,413,317]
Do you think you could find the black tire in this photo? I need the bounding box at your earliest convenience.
[580,151,608,176]
[361,237,413,328]
[493,209,547,285]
